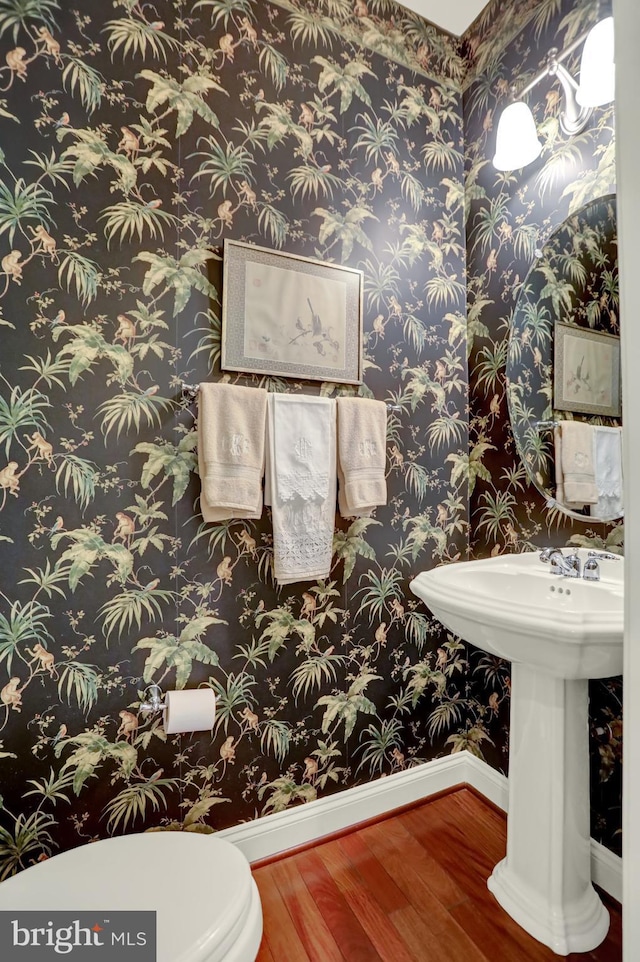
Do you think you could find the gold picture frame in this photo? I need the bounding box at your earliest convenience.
[221,240,363,384]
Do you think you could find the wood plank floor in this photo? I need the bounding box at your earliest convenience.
[253,788,622,962]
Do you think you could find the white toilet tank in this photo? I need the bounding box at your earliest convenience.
[0,832,262,962]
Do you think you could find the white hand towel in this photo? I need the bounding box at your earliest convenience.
[554,420,598,507]
[266,394,336,585]
[197,382,267,522]
[590,425,623,519]
[337,397,387,517]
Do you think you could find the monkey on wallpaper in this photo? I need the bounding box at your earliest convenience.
[3,47,28,85]
[1,250,23,290]
[30,225,58,263]
[36,26,61,63]
[114,313,136,344]
[117,126,139,158]
[0,462,20,501]
[27,432,54,467]
[235,528,257,557]
[0,678,24,723]
[28,643,58,679]
[117,710,138,742]
[239,17,258,48]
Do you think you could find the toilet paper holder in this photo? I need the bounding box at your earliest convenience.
[140,684,166,714]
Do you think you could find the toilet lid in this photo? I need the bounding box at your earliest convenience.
[0,832,254,962]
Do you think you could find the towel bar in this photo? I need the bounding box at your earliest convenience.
[181,383,402,412]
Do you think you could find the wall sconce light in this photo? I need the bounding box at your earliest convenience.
[493,101,543,172]
[492,16,614,171]
[576,16,615,107]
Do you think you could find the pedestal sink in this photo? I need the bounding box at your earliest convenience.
[410,549,623,956]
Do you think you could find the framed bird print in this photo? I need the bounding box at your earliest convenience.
[221,239,363,384]
[553,322,621,417]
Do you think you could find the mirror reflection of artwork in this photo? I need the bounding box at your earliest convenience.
[554,323,621,417]
[506,194,621,522]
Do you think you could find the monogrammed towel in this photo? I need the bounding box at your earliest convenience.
[337,397,387,517]
[266,394,336,585]
[554,420,598,509]
[198,382,267,522]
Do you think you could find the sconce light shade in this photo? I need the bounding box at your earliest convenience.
[492,101,543,171]
[576,16,615,107]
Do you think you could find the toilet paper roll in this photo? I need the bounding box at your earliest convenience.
[163,688,216,735]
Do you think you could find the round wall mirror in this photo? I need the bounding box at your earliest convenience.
[506,194,621,522]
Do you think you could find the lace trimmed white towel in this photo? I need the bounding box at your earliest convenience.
[198,382,267,522]
[590,425,623,519]
[336,396,387,518]
[266,394,336,585]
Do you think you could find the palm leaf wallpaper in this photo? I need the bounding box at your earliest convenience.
[0,0,622,880]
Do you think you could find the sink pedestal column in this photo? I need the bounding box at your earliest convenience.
[487,663,610,955]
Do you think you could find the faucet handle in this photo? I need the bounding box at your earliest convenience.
[587,550,620,561]
[539,547,560,563]
[583,558,600,581]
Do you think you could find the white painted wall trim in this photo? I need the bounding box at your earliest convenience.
[591,839,623,905]
[218,752,468,863]
[614,2,640,955]
[218,751,621,902]
[460,750,509,810]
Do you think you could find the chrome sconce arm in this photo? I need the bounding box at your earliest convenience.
[547,50,592,136]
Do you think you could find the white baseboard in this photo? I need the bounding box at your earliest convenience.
[217,750,621,903]
[460,750,509,809]
[217,752,468,862]
[591,838,623,903]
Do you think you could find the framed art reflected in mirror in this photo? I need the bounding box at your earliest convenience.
[554,323,621,417]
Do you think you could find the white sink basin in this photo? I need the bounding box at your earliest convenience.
[409,549,623,679]
[410,547,624,954]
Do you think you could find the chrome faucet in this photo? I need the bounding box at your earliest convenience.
[539,547,581,578]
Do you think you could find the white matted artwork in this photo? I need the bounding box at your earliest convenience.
[554,322,621,417]
[222,240,363,384]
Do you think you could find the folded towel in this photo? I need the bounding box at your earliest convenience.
[197,382,267,522]
[553,420,598,508]
[590,425,623,520]
[266,394,336,585]
[553,425,574,509]
[337,397,387,518]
